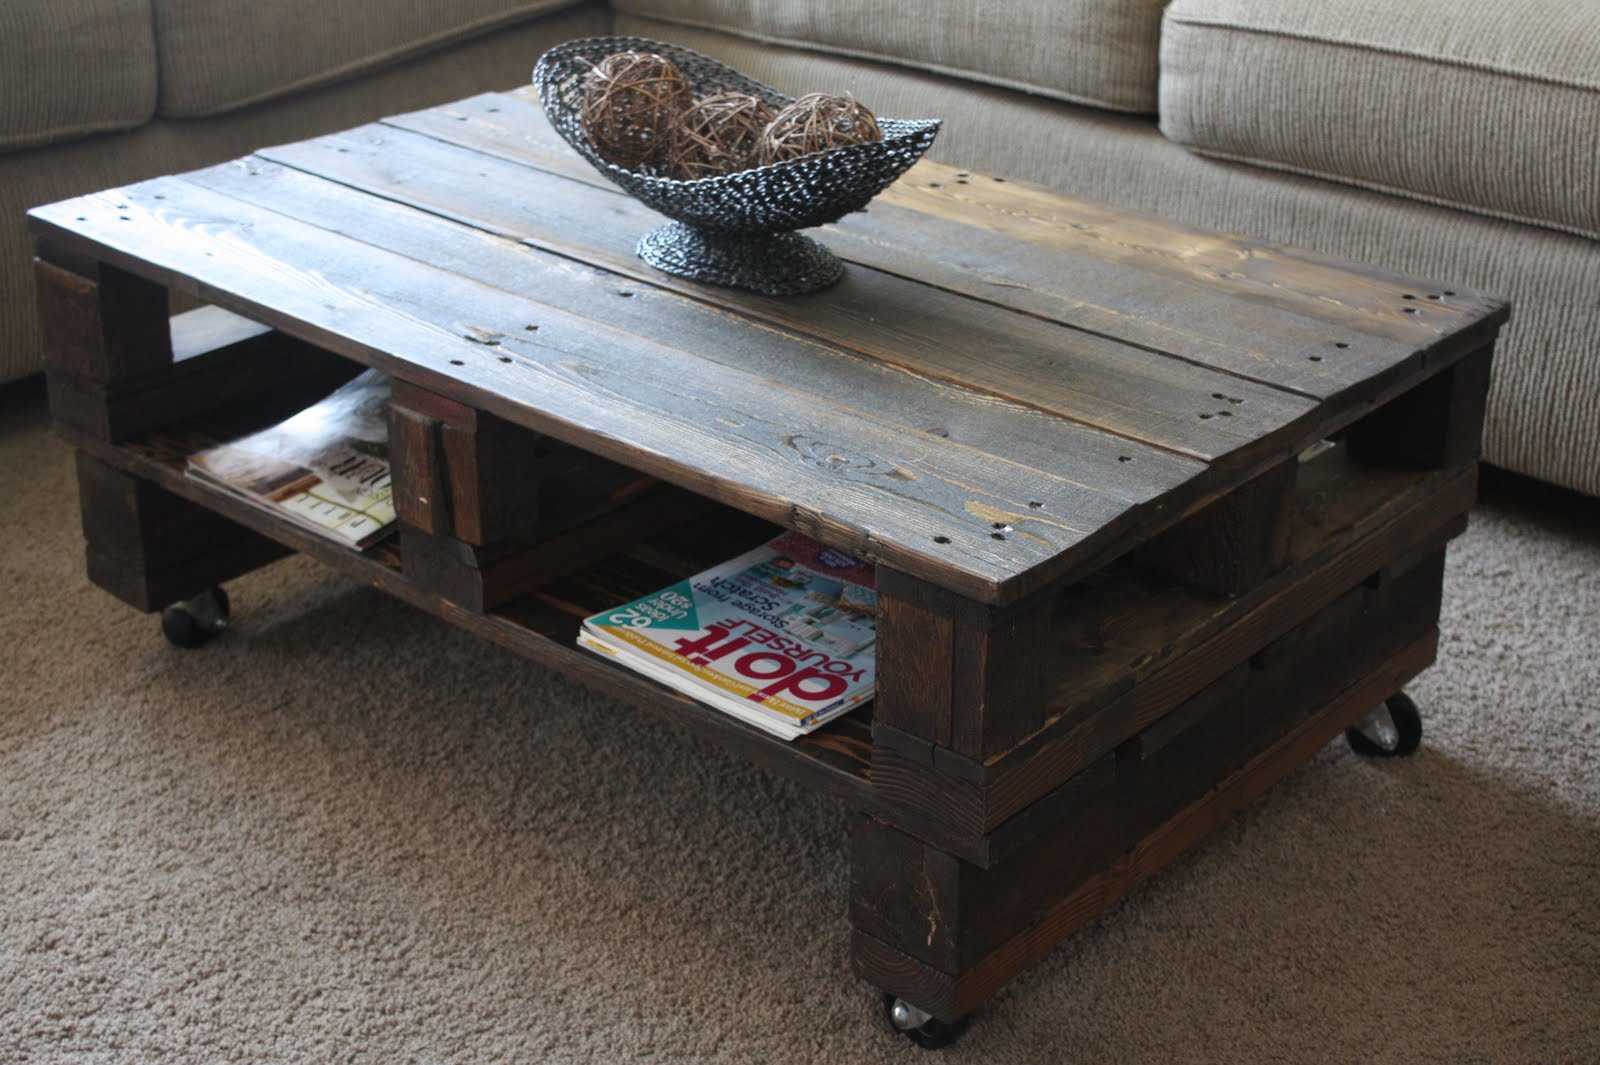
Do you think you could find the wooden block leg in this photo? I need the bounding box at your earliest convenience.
[1134,456,1297,596]
[1346,344,1494,469]
[387,378,715,612]
[388,379,546,611]
[852,551,1447,1022]
[76,450,289,611]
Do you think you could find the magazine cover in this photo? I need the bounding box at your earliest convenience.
[186,369,396,549]
[578,531,878,739]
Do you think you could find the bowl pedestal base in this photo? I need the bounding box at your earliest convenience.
[637,222,845,295]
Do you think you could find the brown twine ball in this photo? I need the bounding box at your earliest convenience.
[665,92,777,181]
[758,92,882,166]
[578,50,694,170]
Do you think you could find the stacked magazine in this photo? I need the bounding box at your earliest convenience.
[578,532,878,740]
[186,369,397,549]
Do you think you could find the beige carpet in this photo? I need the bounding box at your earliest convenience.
[3,379,1597,1063]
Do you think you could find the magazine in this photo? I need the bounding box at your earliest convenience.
[186,369,396,549]
[578,531,878,740]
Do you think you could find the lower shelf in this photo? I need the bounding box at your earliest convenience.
[62,409,1473,858]
[63,421,881,812]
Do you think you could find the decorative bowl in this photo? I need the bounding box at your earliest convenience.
[534,37,941,295]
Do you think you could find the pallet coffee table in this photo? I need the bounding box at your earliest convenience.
[29,86,1506,1045]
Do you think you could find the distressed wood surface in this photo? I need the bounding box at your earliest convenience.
[26,86,1506,603]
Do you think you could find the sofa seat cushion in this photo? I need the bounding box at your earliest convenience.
[151,0,587,117]
[612,0,1170,114]
[1159,0,1600,240]
[1,0,158,152]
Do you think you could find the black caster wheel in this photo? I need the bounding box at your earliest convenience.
[161,586,231,649]
[882,993,967,1050]
[1345,691,1422,758]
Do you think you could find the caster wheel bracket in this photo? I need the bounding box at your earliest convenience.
[882,993,967,1050]
[1345,691,1422,758]
[161,586,231,649]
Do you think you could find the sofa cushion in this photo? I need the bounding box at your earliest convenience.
[1159,0,1600,240]
[612,0,1170,114]
[1,0,158,152]
[151,0,588,117]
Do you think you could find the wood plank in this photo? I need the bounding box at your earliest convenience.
[74,449,289,611]
[1133,456,1296,596]
[388,377,545,545]
[1347,343,1495,469]
[29,177,1165,603]
[34,256,171,383]
[254,121,1320,468]
[387,91,1507,399]
[874,597,955,746]
[852,626,1439,1020]
[189,150,1201,508]
[876,159,1504,342]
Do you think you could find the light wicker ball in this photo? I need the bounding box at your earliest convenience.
[578,50,694,170]
[666,92,777,181]
[758,92,883,166]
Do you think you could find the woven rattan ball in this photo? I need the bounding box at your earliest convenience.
[758,92,882,166]
[578,50,694,170]
[665,92,777,181]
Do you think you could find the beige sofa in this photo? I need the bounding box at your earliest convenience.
[7,0,1598,497]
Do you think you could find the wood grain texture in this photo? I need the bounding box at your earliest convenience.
[852,628,1440,1021]
[982,458,1474,825]
[75,449,288,611]
[31,177,1181,604]
[186,153,1198,500]
[253,121,1319,468]
[1134,456,1297,596]
[387,91,1508,397]
[34,256,171,384]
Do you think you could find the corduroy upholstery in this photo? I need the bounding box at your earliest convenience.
[1159,0,1600,241]
[151,0,592,117]
[0,1,158,151]
[611,0,1171,113]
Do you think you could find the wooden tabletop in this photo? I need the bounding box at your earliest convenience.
[28,88,1507,604]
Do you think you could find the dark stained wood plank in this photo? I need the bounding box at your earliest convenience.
[389,377,544,545]
[862,563,1429,962]
[387,90,1507,400]
[255,122,1319,468]
[1347,343,1495,470]
[387,402,451,535]
[75,449,290,611]
[28,178,1199,604]
[876,158,1504,341]
[874,597,955,746]
[849,816,964,972]
[189,150,1201,508]
[1133,456,1296,596]
[34,256,171,383]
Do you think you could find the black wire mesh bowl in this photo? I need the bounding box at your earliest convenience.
[534,37,941,295]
